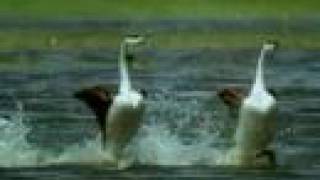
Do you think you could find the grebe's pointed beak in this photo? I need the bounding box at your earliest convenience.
[124,35,145,46]
[263,40,279,51]
[262,40,279,60]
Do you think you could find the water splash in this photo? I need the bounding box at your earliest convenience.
[0,100,119,167]
[0,102,42,167]
[0,92,265,167]
[134,91,234,165]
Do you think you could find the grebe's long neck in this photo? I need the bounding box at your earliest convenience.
[119,42,131,94]
[250,48,267,95]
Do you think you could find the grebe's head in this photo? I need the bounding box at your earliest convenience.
[123,35,146,62]
[262,40,279,51]
[124,35,145,46]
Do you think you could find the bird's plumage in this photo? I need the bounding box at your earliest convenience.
[74,35,146,169]
[234,42,278,166]
[74,86,113,149]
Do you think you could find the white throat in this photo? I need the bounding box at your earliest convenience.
[250,48,267,96]
[246,45,276,110]
[119,42,131,94]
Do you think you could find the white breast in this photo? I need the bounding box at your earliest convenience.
[106,91,144,146]
[234,91,277,158]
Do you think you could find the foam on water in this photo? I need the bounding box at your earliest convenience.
[135,92,228,165]
[0,92,254,167]
[0,102,42,167]
[50,91,238,166]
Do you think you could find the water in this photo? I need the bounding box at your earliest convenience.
[0,26,320,179]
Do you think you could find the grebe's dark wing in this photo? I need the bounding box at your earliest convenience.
[74,86,113,149]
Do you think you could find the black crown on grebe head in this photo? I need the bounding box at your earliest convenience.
[263,39,280,51]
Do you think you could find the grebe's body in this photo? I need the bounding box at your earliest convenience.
[106,90,144,164]
[234,87,277,165]
[233,42,278,166]
[106,36,145,168]
[75,35,145,169]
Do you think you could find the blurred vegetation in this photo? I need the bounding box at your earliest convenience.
[0,29,319,50]
[0,0,319,19]
[0,1,319,50]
